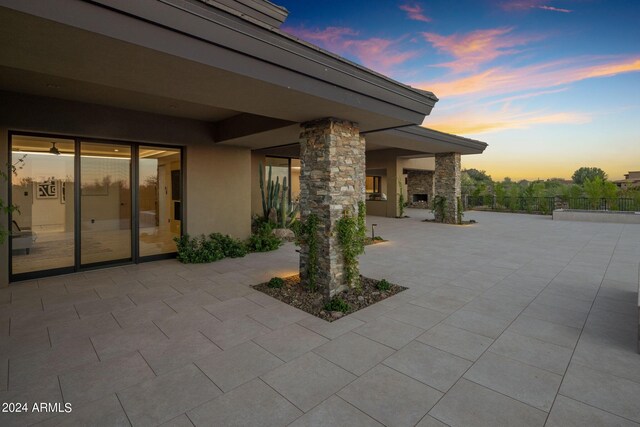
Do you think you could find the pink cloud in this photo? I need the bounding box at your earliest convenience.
[425,107,589,135]
[283,26,418,75]
[399,3,432,22]
[413,56,640,98]
[502,1,573,13]
[423,27,544,72]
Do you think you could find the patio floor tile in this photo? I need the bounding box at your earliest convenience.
[489,331,573,374]
[416,415,449,427]
[522,302,588,329]
[37,394,129,427]
[90,322,168,360]
[262,352,355,412]
[338,364,442,427]
[506,315,581,349]
[59,352,155,407]
[253,323,328,361]
[429,379,547,427]
[417,323,493,361]
[200,315,271,350]
[153,308,220,339]
[464,351,563,411]
[75,296,135,318]
[139,331,221,375]
[289,395,384,427]
[187,378,301,427]
[560,362,640,423]
[127,285,181,305]
[8,337,98,390]
[118,363,221,426]
[203,296,263,321]
[442,309,512,339]
[383,341,472,392]
[112,300,176,329]
[546,395,639,427]
[313,332,395,375]
[353,316,424,349]
[48,312,121,346]
[0,378,63,426]
[384,303,448,330]
[248,303,310,329]
[162,290,221,313]
[296,314,364,339]
[195,341,283,392]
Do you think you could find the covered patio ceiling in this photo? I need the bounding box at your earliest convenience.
[0,0,437,142]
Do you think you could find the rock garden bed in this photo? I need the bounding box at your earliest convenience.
[252,274,407,322]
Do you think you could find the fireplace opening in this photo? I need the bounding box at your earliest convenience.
[412,194,429,203]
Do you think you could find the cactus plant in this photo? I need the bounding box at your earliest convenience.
[258,161,297,227]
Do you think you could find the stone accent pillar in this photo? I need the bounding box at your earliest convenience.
[299,118,365,300]
[434,153,461,224]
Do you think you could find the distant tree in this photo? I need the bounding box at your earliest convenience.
[572,167,607,185]
[464,168,492,183]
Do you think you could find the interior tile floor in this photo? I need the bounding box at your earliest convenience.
[1,209,639,426]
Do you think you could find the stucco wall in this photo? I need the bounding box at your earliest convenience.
[0,92,251,286]
[186,143,251,238]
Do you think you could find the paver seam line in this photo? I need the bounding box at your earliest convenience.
[544,223,626,425]
[151,319,172,340]
[136,349,158,377]
[257,376,308,414]
[196,330,223,352]
[555,392,640,426]
[89,335,101,362]
[249,337,292,364]
[114,391,135,427]
[190,358,224,395]
[161,299,179,315]
[110,312,124,329]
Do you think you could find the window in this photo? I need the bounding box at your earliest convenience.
[366,176,381,193]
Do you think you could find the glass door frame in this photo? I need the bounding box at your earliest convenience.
[8,131,184,282]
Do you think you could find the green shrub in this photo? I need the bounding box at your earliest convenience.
[174,234,224,264]
[324,297,351,313]
[376,279,391,291]
[268,277,284,288]
[209,233,247,258]
[247,222,282,252]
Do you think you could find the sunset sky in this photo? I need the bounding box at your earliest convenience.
[277,0,640,181]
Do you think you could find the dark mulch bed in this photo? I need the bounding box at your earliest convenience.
[252,275,407,322]
[364,237,386,245]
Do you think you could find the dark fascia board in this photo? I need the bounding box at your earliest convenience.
[197,0,288,28]
[380,125,488,153]
[1,0,437,125]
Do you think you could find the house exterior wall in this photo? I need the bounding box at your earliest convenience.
[0,92,251,286]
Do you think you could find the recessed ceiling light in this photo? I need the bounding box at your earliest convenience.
[114,149,119,152]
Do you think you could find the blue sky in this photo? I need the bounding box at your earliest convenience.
[277,0,640,180]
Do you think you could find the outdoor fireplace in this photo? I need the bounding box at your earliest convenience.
[412,194,429,203]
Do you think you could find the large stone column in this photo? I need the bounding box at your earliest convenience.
[434,152,461,224]
[299,118,365,300]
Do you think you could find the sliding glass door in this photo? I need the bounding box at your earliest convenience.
[10,133,182,280]
[138,146,181,257]
[80,142,132,266]
[10,136,76,275]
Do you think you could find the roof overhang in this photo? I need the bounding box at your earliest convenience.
[0,0,438,134]
[364,125,488,155]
